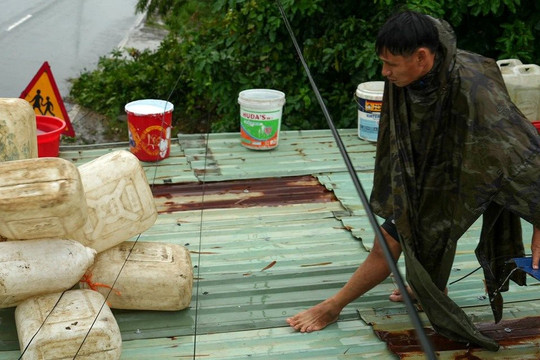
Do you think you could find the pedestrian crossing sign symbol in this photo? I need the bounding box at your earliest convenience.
[20,61,75,137]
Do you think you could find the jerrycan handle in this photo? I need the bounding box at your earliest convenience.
[514,64,540,75]
[497,58,523,69]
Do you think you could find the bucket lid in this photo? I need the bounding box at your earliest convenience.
[125,99,174,115]
[238,89,286,109]
[356,81,385,100]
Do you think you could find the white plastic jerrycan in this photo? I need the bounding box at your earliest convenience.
[15,289,122,360]
[0,98,38,161]
[0,239,96,308]
[0,157,87,240]
[69,150,158,253]
[501,63,540,121]
[80,241,193,311]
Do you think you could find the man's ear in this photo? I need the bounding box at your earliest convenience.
[416,48,428,63]
[416,47,435,68]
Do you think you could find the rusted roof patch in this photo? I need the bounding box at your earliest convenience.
[151,175,338,212]
[375,315,540,358]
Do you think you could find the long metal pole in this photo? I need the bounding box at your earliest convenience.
[275,2,437,358]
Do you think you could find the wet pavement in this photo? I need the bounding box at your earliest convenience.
[0,0,143,98]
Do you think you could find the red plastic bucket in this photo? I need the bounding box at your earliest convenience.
[533,121,540,134]
[36,115,66,157]
[125,99,174,162]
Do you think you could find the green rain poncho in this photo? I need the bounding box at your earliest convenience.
[370,17,540,350]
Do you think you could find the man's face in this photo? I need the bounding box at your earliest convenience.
[379,48,426,87]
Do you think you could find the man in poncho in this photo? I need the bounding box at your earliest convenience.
[287,10,540,350]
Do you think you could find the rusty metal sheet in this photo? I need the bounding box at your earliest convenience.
[361,302,540,359]
[152,175,338,212]
[374,315,540,359]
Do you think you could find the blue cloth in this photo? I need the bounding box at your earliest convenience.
[513,257,540,281]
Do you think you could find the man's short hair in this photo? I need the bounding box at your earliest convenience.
[375,11,440,56]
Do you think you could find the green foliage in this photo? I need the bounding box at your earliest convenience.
[496,21,535,62]
[69,38,189,132]
[69,0,539,135]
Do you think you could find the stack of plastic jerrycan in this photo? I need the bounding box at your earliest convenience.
[68,150,158,253]
[80,241,193,311]
[0,107,129,359]
[15,289,122,359]
[498,59,540,122]
[0,157,96,308]
[0,98,38,161]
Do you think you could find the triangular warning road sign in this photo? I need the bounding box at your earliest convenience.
[20,61,75,137]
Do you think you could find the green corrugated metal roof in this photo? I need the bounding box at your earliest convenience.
[1,129,539,359]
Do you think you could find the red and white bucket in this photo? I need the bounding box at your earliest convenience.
[125,99,173,162]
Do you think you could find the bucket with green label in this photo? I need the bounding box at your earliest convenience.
[238,89,286,150]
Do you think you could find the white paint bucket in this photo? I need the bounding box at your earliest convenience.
[355,81,384,142]
[238,89,286,150]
